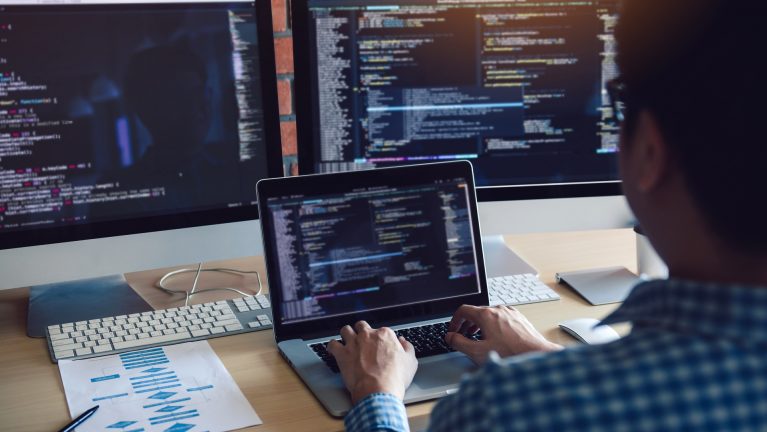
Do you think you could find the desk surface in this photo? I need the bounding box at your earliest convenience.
[0,229,635,432]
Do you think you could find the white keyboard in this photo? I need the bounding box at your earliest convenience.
[45,294,272,362]
[488,274,560,306]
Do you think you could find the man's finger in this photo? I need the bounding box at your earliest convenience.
[449,305,486,332]
[327,339,344,357]
[340,325,355,343]
[399,336,415,355]
[354,320,372,332]
[446,332,484,361]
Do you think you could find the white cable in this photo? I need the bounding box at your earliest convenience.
[185,262,203,307]
[156,264,263,305]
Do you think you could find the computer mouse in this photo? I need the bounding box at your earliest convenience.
[558,318,620,345]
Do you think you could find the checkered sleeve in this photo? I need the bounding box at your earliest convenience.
[345,392,410,432]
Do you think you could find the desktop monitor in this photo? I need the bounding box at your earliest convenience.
[291,0,634,238]
[0,0,283,290]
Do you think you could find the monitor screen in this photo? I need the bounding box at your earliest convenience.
[262,171,482,324]
[0,0,282,249]
[293,0,621,191]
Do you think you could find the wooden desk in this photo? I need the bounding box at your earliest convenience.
[0,229,636,431]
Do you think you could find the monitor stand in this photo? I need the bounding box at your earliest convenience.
[26,274,152,338]
[481,235,538,278]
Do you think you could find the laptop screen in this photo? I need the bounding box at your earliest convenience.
[263,174,482,324]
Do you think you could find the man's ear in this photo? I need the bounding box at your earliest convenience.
[632,111,672,193]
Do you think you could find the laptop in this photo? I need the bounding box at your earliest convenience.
[256,161,489,417]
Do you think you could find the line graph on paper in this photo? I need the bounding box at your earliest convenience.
[58,341,261,432]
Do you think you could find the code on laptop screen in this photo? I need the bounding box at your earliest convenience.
[265,177,481,323]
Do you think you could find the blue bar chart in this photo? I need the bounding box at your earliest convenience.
[58,341,261,432]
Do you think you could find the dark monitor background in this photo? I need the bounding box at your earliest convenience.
[0,0,283,250]
[292,0,623,201]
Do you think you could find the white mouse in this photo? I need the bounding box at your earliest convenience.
[558,318,620,345]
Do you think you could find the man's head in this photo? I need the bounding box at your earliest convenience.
[124,46,211,153]
[615,0,767,264]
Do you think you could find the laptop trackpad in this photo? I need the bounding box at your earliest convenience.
[409,353,476,394]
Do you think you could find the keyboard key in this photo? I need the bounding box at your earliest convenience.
[214,319,240,328]
[113,332,188,350]
[54,350,75,359]
[50,333,70,342]
[54,342,82,352]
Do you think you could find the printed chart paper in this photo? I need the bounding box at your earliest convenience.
[58,341,261,432]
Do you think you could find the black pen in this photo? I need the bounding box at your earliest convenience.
[58,405,99,432]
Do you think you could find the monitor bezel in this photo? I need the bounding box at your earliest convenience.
[0,0,283,250]
[257,161,489,343]
[291,0,625,203]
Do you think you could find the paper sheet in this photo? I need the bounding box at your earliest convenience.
[58,341,262,432]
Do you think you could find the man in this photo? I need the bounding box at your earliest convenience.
[328,0,767,430]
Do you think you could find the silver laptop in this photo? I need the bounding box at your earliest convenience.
[257,161,489,417]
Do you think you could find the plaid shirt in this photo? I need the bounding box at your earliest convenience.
[345,279,767,431]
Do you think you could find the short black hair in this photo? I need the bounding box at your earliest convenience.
[616,0,767,254]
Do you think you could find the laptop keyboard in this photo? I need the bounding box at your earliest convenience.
[309,321,481,373]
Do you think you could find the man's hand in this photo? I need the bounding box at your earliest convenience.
[327,321,418,404]
[446,305,563,364]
